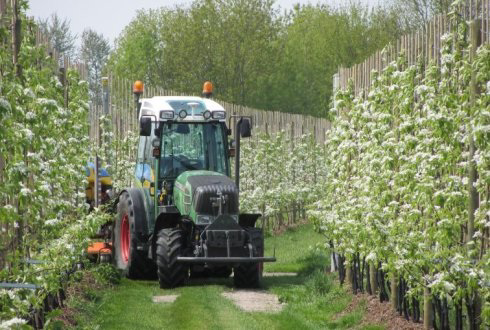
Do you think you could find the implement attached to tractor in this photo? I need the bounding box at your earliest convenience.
[109,81,275,288]
[85,162,113,262]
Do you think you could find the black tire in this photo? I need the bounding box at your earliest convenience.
[113,191,156,279]
[213,266,232,278]
[190,267,210,279]
[156,228,188,288]
[233,228,264,288]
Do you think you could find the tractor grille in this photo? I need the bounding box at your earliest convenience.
[188,175,238,215]
[193,184,238,215]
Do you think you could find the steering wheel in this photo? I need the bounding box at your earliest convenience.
[175,155,200,170]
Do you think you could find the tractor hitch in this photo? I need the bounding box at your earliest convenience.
[176,256,276,263]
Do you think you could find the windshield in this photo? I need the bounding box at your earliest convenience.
[160,122,228,178]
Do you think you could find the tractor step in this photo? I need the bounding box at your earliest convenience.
[177,256,276,263]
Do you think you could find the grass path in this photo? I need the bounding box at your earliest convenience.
[70,225,383,330]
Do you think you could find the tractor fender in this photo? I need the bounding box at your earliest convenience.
[117,188,149,242]
[239,213,262,227]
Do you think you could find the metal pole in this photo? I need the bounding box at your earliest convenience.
[94,155,101,208]
[235,119,241,193]
[102,77,110,166]
[102,77,109,115]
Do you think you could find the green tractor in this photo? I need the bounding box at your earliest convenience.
[112,81,275,288]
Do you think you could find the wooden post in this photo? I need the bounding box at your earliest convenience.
[391,273,398,310]
[0,0,7,25]
[346,264,352,288]
[11,0,21,78]
[467,19,482,330]
[424,287,431,330]
[369,262,378,294]
[467,19,481,247]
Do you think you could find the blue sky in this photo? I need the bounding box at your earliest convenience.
[27,0,380,47]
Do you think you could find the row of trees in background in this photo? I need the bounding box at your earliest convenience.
[38,14,110,105]
[35,0,453,118]
[239,132,327,231]
[107,0,451,118]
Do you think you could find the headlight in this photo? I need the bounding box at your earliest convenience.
[196,215,213,225]
[211,111,226,119]
[160,110,174,120]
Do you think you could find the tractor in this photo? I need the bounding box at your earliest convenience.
[111,81,275,288]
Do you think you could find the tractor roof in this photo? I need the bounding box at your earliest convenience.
[139,96,226,122]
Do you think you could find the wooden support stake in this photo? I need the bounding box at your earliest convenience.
[369,261,378,294]
[424,287,431,330]
[391,273,398,310]
[467,19,482,330]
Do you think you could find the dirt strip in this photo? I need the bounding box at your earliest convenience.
[343,293,424,330]
[152,295,179,303]
[222,290,284,313]
[263,272,297,277]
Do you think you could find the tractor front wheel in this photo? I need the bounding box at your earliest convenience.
[213,266,232,278]
[233,262,260,288]
[233,228,264,288]
[156,228,188,288]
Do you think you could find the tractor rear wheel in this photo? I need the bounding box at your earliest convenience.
[233,228,264,288]
[156,228,188,288]
[113,192,155,279]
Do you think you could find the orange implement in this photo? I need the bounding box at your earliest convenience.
[87,242,112,255]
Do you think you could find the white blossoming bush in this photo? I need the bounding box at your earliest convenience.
[311,14,490,325]
[239,132,327,231]
[0,16,109,324]
[93,114,138,192]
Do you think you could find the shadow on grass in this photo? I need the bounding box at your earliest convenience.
[296,249,329,277]
[117,246,330,294]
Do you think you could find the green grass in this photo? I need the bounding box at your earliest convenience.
[67,224,383,330]
[264,223,328,273]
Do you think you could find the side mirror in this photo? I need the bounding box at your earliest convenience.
[240,118,251,138]
[140,117,152,136]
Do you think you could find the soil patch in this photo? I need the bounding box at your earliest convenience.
[222,290,284,313]
[152,295,179,303]
[342,293,424,330]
